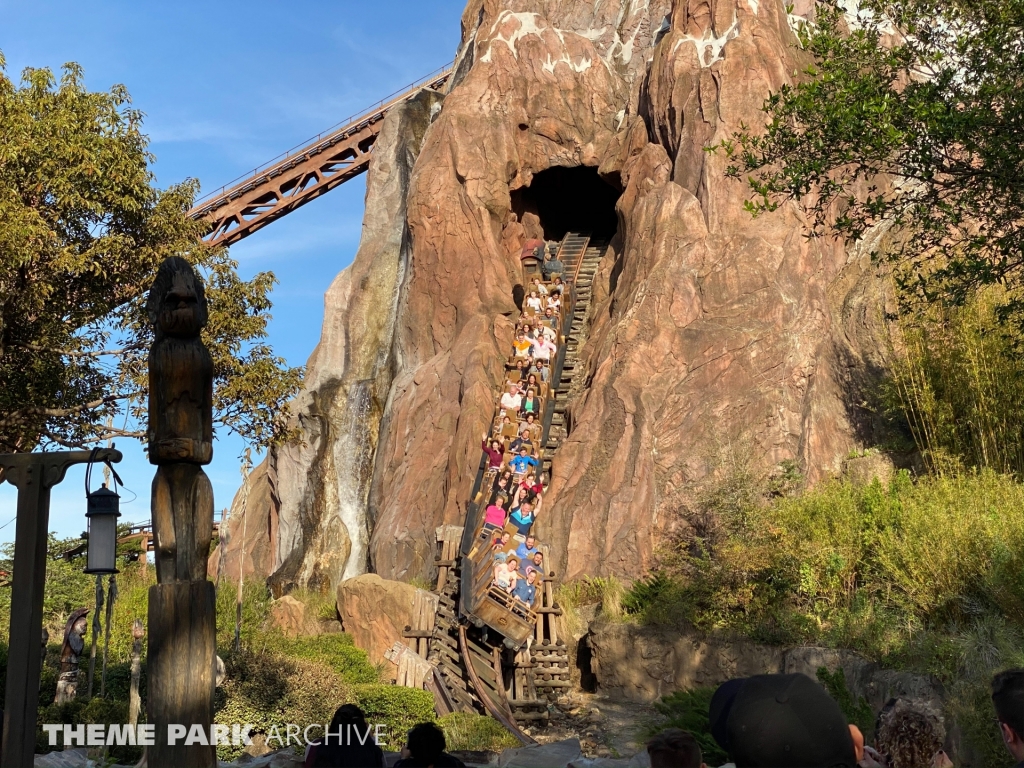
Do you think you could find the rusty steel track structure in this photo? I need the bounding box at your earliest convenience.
[188,64,452,247]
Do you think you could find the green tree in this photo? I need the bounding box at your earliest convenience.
[724,0,1024,320]
[0,53,301,452]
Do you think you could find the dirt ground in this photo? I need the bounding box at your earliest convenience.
[521,691,662,760]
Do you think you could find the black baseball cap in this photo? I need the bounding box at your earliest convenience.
[713,674,857,768]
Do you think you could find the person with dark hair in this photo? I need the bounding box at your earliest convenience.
[306,704,384,768]
[541,247,564,279]
[646,728,705,768]
[394,722,466,768]
[710,673,863,768]
[481,435,504,472]
[993,668,1024,766]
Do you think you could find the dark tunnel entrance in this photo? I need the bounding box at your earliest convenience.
[512,165,620,241]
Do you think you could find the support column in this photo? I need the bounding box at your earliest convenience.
[147,582,216,768]
[0,448,122,768]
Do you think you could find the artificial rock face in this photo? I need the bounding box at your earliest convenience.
[215,0,890,589]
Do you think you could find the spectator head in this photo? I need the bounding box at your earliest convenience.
[533,552,543,566]
[526,568,538,583]
[527,388,535,397]
[324,704,368,744]
[711,674,860,768]
[875,705,944,768]
[646,728,704,768]
[507,384,517,393]
[519,447,528,456]
[491,440,502,451]
[526,535,536,547]
[993,668,1024,762]
[405,722,446,764]
[501,532,511,544]
[507,556,519,570]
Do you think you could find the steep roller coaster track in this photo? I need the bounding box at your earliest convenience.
[189,66,607,744]
[187,64,452,247]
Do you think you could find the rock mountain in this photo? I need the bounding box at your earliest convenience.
[212,0,889,593]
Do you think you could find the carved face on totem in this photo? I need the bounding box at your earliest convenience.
[146,256,208,339]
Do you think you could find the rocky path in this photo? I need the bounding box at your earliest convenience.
[523,691,661,760]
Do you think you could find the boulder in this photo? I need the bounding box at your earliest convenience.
[336,573,419,668]
[269,595,321,637]
[499,738,583,768]
[842,451,895,487]
[34,750,90,768]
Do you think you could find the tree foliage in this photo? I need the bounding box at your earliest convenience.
[0,53,301,452]
[723,0,1024,320]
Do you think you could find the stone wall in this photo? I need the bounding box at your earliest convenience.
[586,620,945,724]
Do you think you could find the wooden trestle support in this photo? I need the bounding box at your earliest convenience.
[383,233,607,741]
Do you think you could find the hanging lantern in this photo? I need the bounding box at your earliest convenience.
[84,452,121,575]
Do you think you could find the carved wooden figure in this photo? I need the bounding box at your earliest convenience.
[146,256,215,584]
[54,608,88,704]
[146,257,217,768]
[128,619,144,727]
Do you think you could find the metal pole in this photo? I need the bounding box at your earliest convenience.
[0,448,122,768]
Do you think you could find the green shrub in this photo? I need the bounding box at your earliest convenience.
[350,684,436,750]
[646,688,727,767]
[884,289,1024,476]
[214,643,355,761]
[652,471,1024,663]
[266,633,380,684]
[438,712,518,752]
[37,696,137,763]
[621,572,673,616]
[215,578,274,648]
[815,667,873,737]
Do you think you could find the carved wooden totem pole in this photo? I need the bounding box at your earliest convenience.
[54,608,88,704]
[146,257,216,768]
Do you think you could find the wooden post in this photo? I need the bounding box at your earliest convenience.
[145,257,217,768]
[129,619,145,727]
[0,448,121,768]
[86,576,103,698]
[100,574,117,697]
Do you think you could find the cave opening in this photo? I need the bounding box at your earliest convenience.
[576,635,598,693]
[512,165,620,241]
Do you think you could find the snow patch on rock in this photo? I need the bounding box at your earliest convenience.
[480,11,545,63]
[673,16,740,68]
[542,54,594,75]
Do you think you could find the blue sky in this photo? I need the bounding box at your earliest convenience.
[0,0,466,543]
